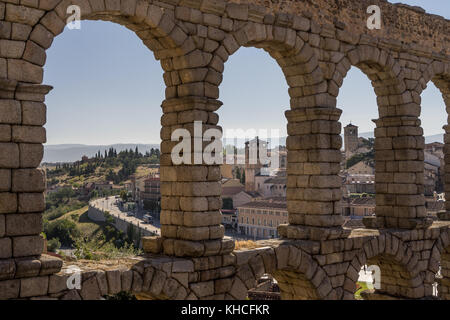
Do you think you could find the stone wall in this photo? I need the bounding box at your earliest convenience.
[0,0,449,300]
[87,202,155,243]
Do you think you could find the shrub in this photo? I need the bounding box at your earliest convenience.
[45,219,81,247]
[47,238,61,252]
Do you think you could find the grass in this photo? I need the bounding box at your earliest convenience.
[355,281,373,300]
[234,240,261,250]
[55,206,105,240]
[135,165,158,179]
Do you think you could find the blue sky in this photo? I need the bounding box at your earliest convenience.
[43,1,449,145]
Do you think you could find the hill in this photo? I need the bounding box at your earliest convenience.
[43,143,160,163]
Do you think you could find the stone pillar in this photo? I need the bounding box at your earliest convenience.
[156,96,234,257]
[279,106,349,240]
[364,116,432,229]
[0,81,52,268]
[439,125,450,221]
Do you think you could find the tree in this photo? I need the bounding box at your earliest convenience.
[47,238,61,252]
[235,167,241,180]
[240,171,245,184]
[45,219,80,247]
[222,198,234,210]
[120,190,128,202]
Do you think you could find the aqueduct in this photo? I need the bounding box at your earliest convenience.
[0,0,450,300]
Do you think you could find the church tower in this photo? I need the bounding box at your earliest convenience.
[244,137,264,192]
[344,123,358,159]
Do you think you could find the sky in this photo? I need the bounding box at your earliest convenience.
[43,1,449,145]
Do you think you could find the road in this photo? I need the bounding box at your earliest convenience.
[92,197,161,235]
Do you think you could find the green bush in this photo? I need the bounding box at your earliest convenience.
[47,238,61,252]
[44,219,81,247]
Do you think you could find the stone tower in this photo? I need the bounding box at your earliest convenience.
[245,137,264,192]
[344,123,359,159]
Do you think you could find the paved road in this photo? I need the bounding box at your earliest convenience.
[92,197,161,235]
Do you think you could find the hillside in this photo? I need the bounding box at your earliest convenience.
[43,143,160,163]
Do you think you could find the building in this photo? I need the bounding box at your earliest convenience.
[343,123,372,160]
[344,123,359,158]
[220,209,238,230]
[346,161,374,175]
[343,174,375,194]
[237,199,288,239]
[232,190,262,209]
[341,196,375,217]
[258,177,286,198]
[221,179,245,209]
[244,137,266,192]
[141,175,160,201]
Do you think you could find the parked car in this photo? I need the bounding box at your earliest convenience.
[143,214,153,224]
[127,212,134,217]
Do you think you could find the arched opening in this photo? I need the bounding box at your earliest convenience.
[437,243,450,299]
[345,236,425,300]
[41,20,164,265]
[233,245,330,300]
[420,71,450,298]
[337,67,377,226]
[418,81,446,218]
[219,46,289,241]
[332,46,427,230]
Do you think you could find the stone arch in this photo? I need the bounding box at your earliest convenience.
[427,227,450,299]
[215,20,325,109]
[343,233,425,300]
[416,62,450,221]
[231,245,335,300]
[14,0,193,88]
[332,44,427,229]
[333,45,406,100]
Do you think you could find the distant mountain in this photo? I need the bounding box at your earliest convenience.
[358,132,443,144]
[424,134,444,144]
[43,143,160,163]
[358,131,375,139]
[44,132,444,163]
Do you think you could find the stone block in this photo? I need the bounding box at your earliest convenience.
[21,101,46,126]
[0,39,25,58]
[0,125,11,142]
[79,275,101,300]
[48,274,69,294]
[18,192,45,212]
[0,169,11,192]
[12,235,43,257]
[23,40,46,66]
[142,236,163,254]
[7,59,43,83]
[190,280,214,298]
[12,168,45,192]
[0,237,12,258]
[174,240,205,257]
[20,276,48,297]
[0,143,19,168]
[6,212,42,236]
[12,126,46,143]
[0,189,17,213]
[106,270,121,294]
[39,254,62,275]
[0,279,20,299]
